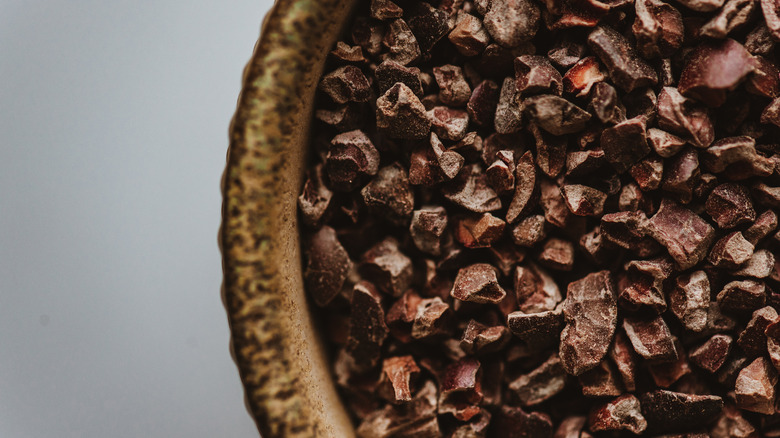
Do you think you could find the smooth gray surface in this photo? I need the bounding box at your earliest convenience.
[0,1,273,436]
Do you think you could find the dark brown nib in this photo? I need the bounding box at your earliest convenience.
[360,237,413,297]
[639,390,723,433]
[303,226,352,307]
[347,281,388,367]
[600,117,651,173]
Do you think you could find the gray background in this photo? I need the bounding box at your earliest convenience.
[1,1,274,436]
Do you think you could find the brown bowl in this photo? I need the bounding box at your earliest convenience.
[220,0,359,436]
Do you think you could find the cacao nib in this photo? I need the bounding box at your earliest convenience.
[451,263,507,304]
[640,390,723,433]
[646,198,715,270]
[735,357,778,414]
[560,271,618,376]
[589,394,648,434]
[600,116,651,173]
[524,95,591,135]
[678,39,756,107]
[376,83,431,139]
[515,55,564,96]
[588,25,659,92]
[304,226,353,307]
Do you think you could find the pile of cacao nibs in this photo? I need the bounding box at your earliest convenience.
[297,0,780,435]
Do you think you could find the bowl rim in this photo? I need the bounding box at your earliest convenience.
[220,0,356,436]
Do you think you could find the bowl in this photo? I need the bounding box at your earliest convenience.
[220,0,359,436]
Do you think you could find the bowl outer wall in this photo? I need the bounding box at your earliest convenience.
[221,0,358,436]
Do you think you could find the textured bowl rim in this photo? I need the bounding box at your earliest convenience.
[220,0,356,436]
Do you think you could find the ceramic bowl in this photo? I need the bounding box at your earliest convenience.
[220,0,359,436]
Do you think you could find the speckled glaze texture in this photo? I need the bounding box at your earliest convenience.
[220,0,357,436]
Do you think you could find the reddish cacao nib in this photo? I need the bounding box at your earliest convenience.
[376,60,423,96]
[327,130,380,192]
[405,3,449,54]
[454,213,506,248]
[560,271,618,376]
[735,357,778,414]
[737,306,778,357]
[494,77,523,134]
[766,319,780,371]
[690,334,732,373]
[428,106,469,141]
[361,163,414,226]
[589,394,648,434]
[449,13,490,57]
[319,65,372,104]
[710,404,758,438]
[298,164,333,227]
[514,263,561,313]
[377,355,420,404]
[439,358,483,421]
[678,39,756,107]
[370,0,402,21]
[433,65,471,107]
[451,263,507,304]
[646,198,715,270]
[717,279,767,314]
[623,314,679,362]
[467,80,500,127]
[646,337,691,387]
[589,82,626,124]
[610,331,639,392]
[661,147,700,203]
[563,56,606,97]
[619,256,673,312]
[701,0,757,39]
[460,319,509,355]
[656,87,715,148]
[705,183,757,229]
[538,237,575,271]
